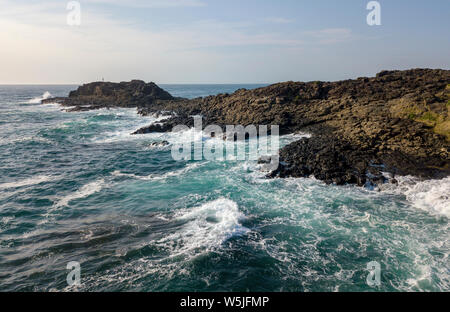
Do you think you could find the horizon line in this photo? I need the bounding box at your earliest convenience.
[0,82,273,86]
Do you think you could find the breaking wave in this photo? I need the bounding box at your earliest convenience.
[0,175,53,190]
[111,162,205,181]
[54,179,105,208]
[381,176,450,218]
[28,91,52,104]
[167,198,249,255]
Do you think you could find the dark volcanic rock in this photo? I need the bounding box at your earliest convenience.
[42,80,174,110]
[147,69,450,184]
[269,135,371,186]
[149,141,170,148]
[131,115,195,134]
[44,69,450,185]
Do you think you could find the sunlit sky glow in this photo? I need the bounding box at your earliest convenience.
[1,0,449,84]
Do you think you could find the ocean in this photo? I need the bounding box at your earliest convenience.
[0,84,448,292]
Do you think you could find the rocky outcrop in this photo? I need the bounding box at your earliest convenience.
[149,141,170,148]
[42,80,174,110]
[269,127,449,186]
[44,69,450,186]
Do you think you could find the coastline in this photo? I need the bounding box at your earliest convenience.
[0,83,448,291]
[43,69,450,188]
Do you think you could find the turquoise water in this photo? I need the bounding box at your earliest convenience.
[0,85,448,292]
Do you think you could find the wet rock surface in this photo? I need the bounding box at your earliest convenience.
[149,141,170,148]
[44,69,450,185]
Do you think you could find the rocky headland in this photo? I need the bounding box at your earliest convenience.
[43,69,450,186]
[44,80,175,112]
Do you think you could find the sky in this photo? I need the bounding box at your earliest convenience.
[0,0,449,84]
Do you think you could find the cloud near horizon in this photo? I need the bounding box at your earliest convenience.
[0,0,448,84]
[88,0,207,8]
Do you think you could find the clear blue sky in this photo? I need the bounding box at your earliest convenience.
[0,0,449,84]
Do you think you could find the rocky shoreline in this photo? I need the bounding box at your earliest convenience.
[43,69,450,186]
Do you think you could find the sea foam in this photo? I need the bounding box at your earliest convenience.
[159,198,249,258]
[54,179,105,208]
[0,175,53,190]
[28,91,52,104]
[381,176,450,217]
[111,162,204,182]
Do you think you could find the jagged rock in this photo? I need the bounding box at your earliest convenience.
[258,156,273,164]
[42,80,173,109]
[44,69,450,186]
[149,141,170,148]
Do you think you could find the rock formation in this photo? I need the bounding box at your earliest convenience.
[43,80,174,110]
[43,69,450,186]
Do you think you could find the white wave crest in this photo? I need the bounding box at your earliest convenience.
[91,113,170,144]
[111,162,204,181]
[0,175,53,190]
[55,179,105,208]
[1,216,13,225]
[381,176,450,217]
[166,127,204,145]
[159,198,249,258]
[280,132,312,145]
[28,91,52,104]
